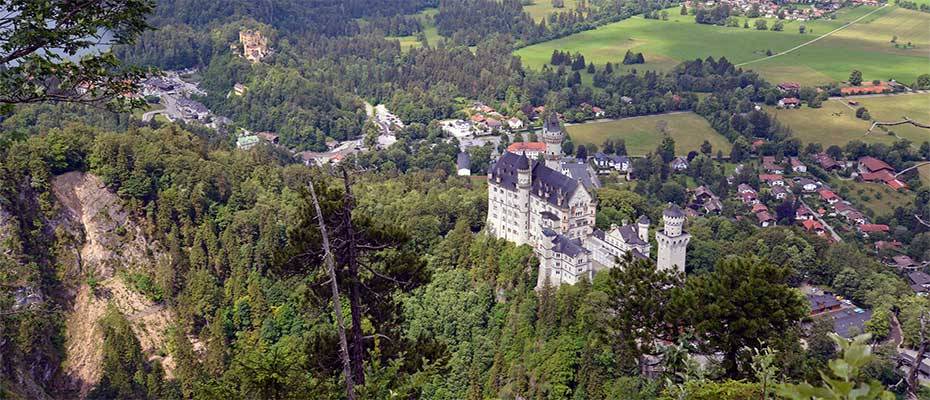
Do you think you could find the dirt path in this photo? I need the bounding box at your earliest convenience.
[736,4,889,67]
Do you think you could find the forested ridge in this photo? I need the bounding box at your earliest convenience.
[1,118,926,399]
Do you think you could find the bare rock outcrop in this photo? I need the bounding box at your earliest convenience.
[51,172,175,398]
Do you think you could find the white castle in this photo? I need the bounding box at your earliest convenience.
[486,114,689,288]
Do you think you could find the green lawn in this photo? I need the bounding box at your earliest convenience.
[766,93,930,148]
[855,93,930,144]
[566,112,732,156]
[515,6,930,85]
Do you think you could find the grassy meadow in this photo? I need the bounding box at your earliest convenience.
[515,6,930,85]
[919,164,930,187]
[832,178,915,218]
[566,112,732,156]
[767,93,930,148]
[523,0,580,21]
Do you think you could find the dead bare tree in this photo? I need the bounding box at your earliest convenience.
[340,167,366,385]
[307,179,356,400]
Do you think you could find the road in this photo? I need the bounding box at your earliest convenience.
[800,197,842,242]
[736,4,889,67]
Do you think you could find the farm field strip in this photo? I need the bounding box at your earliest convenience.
[565,112,732,156]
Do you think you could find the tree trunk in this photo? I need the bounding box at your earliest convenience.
[907,341,926,398]
[341,168,366,385]
[308,179,356,400]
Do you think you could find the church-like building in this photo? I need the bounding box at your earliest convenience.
[486,114,689,288]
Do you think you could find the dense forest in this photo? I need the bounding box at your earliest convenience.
[2,118,926,399]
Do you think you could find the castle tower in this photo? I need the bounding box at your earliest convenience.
[656,204,690,273]
[637,215,650,243]
[517,152,532,188]
[542,113,563,170]
[515,152,532,244]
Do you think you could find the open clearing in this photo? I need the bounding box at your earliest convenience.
[515,6,929,85]
[387,8,441,50]
[523,0,580,21]
[566,112,732,156]
[767,93,930,148]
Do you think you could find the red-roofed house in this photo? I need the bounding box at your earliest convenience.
[507,142,547,159]
[796,205,815,221]
[858,224,890,236]
[859,169,907,191]
[802,219,825,234]
[858,156,894,174]
[814,153,841,171]
[819,189,840,204]
[778,97,801,108]
[756,211,776,227]
[752,203,769,214]
[841,82,891,95]
[760,174,785,186]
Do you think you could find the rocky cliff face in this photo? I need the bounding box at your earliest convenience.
[49,172,175,398]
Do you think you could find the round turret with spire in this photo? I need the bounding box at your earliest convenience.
[541,113,563,170]
[517,151,532,188]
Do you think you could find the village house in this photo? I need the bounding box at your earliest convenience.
[802,219,826,236]
[507,117,524,130]
[690,186,723,215]
[796,205,815,221]
[814,152,842,171]
[892,255,921,270]
[507,142,547,159]
[771,186,790,200]
[908,271,930,294]
[762,156,785,174]
[760,174,785,187]
[756,210,776,227]
[789,157,807,173]
[256,131,279,144]
[808,293,842,315]
[670,156,689,171]
[778,97,801,108]
[592,153,631,173]
[858,224,890,237]
[777,82,801,94]
[819,188,841,204]
[670,156,689,172]
[796,178,819,192]
[857,156,906,190]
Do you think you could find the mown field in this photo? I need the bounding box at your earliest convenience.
[515,5,930,85]
[565,112,732,156]
[766,93,930,148]
[523,0,580,21]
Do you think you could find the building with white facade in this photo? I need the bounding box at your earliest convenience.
[655,205,691,273]
[488,138,688,288]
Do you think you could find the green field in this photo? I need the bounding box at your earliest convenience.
[832,178,915,218]
[566,112,732,156]
[767,93,930,148]
[919,164,930,186]
[523,0,580,21]
[515,6,930,85]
